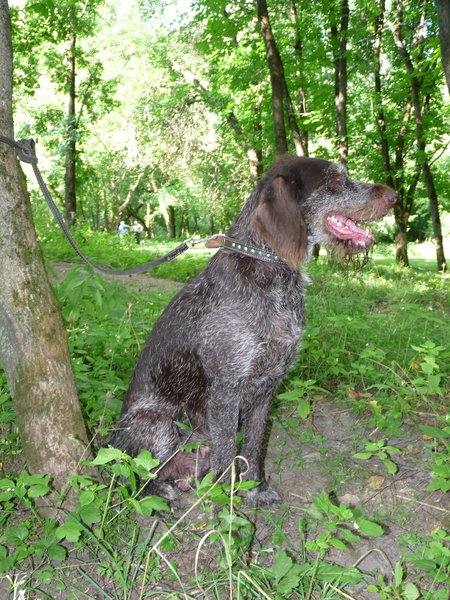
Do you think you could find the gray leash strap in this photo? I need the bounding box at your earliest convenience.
[0,135,193,276]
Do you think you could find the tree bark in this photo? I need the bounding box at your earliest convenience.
[65,33,77,226]
[167,204,176,238]
[331,0,349,165]
[436,0,450,94]
[256,0,289,157]
[393,0,447,271]
[290,0,309,156]
[0,0,92,516]
[373,0,409,266]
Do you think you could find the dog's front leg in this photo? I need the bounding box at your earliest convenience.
[207,388,240,483]
[240,383,282,508]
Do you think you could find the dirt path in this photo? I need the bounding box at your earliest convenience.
[48,261,183,294]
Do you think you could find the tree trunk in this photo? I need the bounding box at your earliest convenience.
[256,0,289,157]
[0,0,92,517]
[167,204,176,238]
[290,0,309,156]
[436,0,450,94]
[393,0,447,271]
[331,0,349,165]
[373,0,410,266]
[65,33,77,226]
[227,111,263,181]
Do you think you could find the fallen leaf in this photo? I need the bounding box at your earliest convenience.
[367,476,385,490]
[348,389,371,399]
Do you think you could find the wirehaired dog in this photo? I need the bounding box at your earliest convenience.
[110,156,396,507]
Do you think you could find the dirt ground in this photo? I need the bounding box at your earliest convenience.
[160,398,448,598]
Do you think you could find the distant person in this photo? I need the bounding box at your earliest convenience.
[131,221,144,244]
[118,221,128,238]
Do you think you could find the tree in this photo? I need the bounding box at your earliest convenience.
[13,0,114,226]
[436,0,450,94]
[330,0,349,165]
[373,0,412,266]
[393,0,447,271]
[290,0,309,156]
[256,0,289,157]
[0,0,92,517]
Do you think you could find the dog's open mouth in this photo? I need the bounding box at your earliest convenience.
[325,214,375,249]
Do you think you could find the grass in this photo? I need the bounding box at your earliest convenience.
[0,230,449,599]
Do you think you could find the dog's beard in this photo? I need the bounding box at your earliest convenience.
[327,245,371,272]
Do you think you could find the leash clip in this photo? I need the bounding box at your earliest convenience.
[184,234,225,249]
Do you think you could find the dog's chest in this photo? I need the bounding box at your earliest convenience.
[250,285,305,379]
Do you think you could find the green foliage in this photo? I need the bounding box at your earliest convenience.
[419,417,450,493]
[353,439,402,476]
[368,562,421,600]
[0,447,172,591]
[10,0,448,251]
[305,491,383,556]
[402,529,450,596]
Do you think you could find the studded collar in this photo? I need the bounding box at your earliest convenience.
[204,234,283,264]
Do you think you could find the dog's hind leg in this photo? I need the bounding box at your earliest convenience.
[109,408,182,505]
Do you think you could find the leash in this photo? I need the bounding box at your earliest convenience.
[0,135,282,274]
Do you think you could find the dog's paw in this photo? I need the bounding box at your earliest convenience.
[246,484,282,509]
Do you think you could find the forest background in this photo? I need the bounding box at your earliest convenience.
[9,0,450,270]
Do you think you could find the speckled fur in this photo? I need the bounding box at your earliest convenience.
[110,156,396,507]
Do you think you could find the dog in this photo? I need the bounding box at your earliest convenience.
[110,156,396,507]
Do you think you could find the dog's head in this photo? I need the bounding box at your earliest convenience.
[251,157,396,269]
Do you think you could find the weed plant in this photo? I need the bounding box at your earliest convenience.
[0,239,448,598]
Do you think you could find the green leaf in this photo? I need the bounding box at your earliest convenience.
[384,445,402,454]
[314,563,364,585]
[352,452,372,460]
[27,483,50,498]
[47,543,67,561]
[5,524,29,546]
[297,398,311,419]
[427,478,450,493]
[78,502,101,525]
[341,529,361,543]
[0,478,15,490]
[133,450,159,472]
[271,550,293,581]
[330,537,348,550]
[419,425,448,439]
[56,521,82,543]
[131,495,169,516]
[394,561,403,587]
[90,447,123,465]
[0,556,15,575]
[79,490,96,507]
[403,583,420,600]
[382,459,398,475]
[354,519,383,537]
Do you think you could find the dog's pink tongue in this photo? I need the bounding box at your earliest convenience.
[327,215,375,242]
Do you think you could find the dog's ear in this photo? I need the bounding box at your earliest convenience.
[251,176,308,269]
